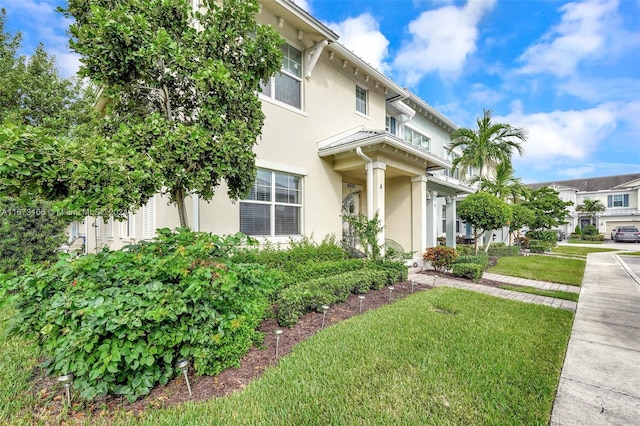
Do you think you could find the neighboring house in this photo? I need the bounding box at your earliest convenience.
[527,173,640,236]
[81,0,475,262]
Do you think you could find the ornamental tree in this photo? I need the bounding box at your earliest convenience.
[522,187,573,231]
[61,0,283,227]
[458,191,512,254]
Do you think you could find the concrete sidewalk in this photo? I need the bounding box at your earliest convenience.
[551,252,640,425]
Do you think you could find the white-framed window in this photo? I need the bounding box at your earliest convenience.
[404,127,430,150]
[385,115,396,135]
[608,194,629,207]
[120,211,135,240]
[69,221,79,242]
[142,196,156,240]
[261,43,302,109]
[240,168,302,237]
[106,217,114,240]
[356,85,367,115]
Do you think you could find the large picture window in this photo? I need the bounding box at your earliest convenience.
[261,43,302,109]
[404,127,430,150]
[240,169,302,237]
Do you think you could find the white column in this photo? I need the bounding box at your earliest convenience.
[446,196,457,248]
[372,162,386,249]
[426,191,438,248]
[411,176,428,256]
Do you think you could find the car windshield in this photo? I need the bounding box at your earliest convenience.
[619,227,639,232]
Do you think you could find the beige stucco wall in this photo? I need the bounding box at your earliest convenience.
[384,176,413,252]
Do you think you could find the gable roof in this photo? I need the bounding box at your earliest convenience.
[526,173,640,192]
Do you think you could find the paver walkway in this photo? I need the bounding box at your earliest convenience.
[408,268,578,312]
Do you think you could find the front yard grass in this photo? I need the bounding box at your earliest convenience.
[1,288,574,425]
[566,238,602,244]
[552,246,619,258]
[498,285,579,302]
[488,255,585,286]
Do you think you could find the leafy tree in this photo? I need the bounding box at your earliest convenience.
[576,199,605,227]
[522,187,573,230]
[509,203,535,241]
[61,0,283,227]
[470,162,529,203]
[447,109,526,181]
[457,192,512,254]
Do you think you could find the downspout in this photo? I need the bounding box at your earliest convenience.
[356,147,374,220]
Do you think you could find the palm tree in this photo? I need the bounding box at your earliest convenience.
[447,109,527,182]
[576,199,606,227]
[470,162,529,203]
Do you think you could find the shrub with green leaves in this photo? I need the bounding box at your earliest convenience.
[455,244,474,255]
[423,246,458,272]
[529,239,552,252]
[6,228,280,402]
[582,225,598,236]
[453,255,489,270]
[487,245,521,257]
[451,263,483,281]
[526,230,557,246]
[582,234,604,241]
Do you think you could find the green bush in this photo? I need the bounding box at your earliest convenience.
[276,268,389,327]
[569,233,582,240]
[574,225,582,235]
[582,225,598,236]
[530,244,546,253]
[487,245,521,257]
[526,230,557,246]
[455,244,474,255]
[284,259,365,287]
[367,260,408,286]
[453,254,489,270]
[423,246,458,272]
[6,229,279,402]
[582,234,604,241]
[528,239,552,252]
[451,263,483,281]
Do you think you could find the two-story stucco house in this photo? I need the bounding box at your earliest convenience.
[76,0,475,262]
[527,173,640,236]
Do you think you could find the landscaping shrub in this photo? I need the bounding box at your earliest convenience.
[517,236,530,249]
[528,239,553,252]
[574,224,582,235]
[582,234,604,241]
[451,263,483,281]
[582,225,598,236]
[284,259,365,287]
[276,269,389,327]
[455,244,474,255]
[6,229,280,402]
[453,255,489,270]
[530,244,546,253]
[367,260,408,286]
[569,233,582,240]
[487,245,521,257]
[525,230,557,246]
[423,246,458,272]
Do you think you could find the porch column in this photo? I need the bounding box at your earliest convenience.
[411,176,428,256]
[372,162,386,249]
[426,191,438,248]
[445,196,457,248]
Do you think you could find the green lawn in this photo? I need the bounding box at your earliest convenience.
[566,239,602,245]
[619,252,640,256]
[1,288,574,425]
[499,285,579,302]
[489,255,585,286]
[552,246,619,258]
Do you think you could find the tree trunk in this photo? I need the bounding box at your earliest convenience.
[174,188,189,228]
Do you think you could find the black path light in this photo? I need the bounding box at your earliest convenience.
[321,305,330,328]
[57,374,73,407]
[274,329,283,360]
[176,359,192,396]
[358,295,365,313]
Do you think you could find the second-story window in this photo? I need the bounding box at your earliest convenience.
[385,115,396,135]
[261,43,302,109]
[404,127,430,150]
[356,86,367,115]
[608,194,629,207]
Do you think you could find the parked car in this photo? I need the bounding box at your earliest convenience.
[611,226,640,242]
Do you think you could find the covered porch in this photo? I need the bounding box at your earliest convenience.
[318,129,474,260]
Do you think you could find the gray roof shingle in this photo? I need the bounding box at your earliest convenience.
[526,173,640,192]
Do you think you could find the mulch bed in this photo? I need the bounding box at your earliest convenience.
[32,269,521,422]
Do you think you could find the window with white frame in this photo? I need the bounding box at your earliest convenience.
[142,196,156,239]
[106,217,114,240]
[385,115,396,135]
[355,85,367,115]
[120,211,135,240]
[404,127,430,150]
[240,169,302,237]
[261,43,302,109]
[608,194,629,207]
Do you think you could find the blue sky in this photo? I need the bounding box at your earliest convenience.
[3,0,640,184]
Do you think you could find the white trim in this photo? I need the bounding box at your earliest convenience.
[256,159,308,176]
[259,94,308,116]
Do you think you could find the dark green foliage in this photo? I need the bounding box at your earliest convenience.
[456,244,474,255]
[487,245,521,257]
[526,230,557,246]
[368,261,408,285]
[423,246,458,272]
[530,245,546,253]
[574,225,582,235]
[6,229,279,402]
[582,234,604,241]
[569,233,582,240]
[276,269,390,327]
[582,225,598,236]
[453,255,489,270]
[451,263,483,281]
[279,259,366,289]
[457,192,512,254]
[522,187,573,230]
[0,198,68,273]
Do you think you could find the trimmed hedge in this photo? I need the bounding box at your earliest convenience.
[582,234,604,241]
[453,254,489,270]
[276,269,389,327]
[282,259,366,288]
[529,239,552,252]
[456,244,475,256]
[487,245,521,257]
[452,263,483,281]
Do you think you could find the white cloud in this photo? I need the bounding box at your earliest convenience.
[392,0,497,85]
[468,83,505,106]
[517,0,620,77]
[324,13,390,72]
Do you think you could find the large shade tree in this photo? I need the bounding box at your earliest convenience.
[523,187,573,231]
[62,0,283,227]
[447,109,526,182]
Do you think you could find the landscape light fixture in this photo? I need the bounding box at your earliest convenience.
[433,275,438,286]
[358,295,365,313]
[274,329,284,360]
[410,279,415,293]
[388,286,395,302]
[57,374,73,407]
[176,359,192,396]
[321,305,330,328]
